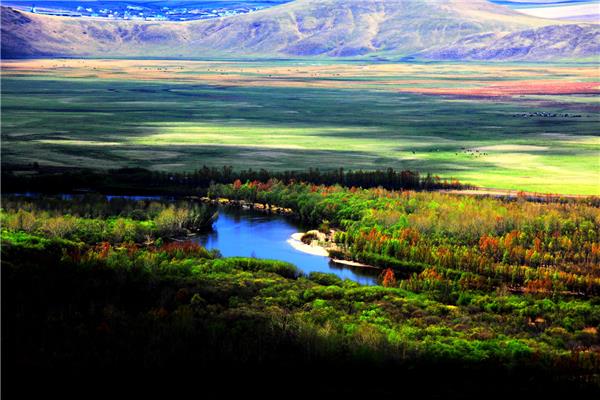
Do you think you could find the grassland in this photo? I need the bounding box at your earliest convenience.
[1,59,599,195]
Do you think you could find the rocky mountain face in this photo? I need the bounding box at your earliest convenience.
[2,0,598,60]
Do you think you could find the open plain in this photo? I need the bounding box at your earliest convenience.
[2,59,599,194]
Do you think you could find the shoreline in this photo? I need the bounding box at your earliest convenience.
[331,258,379,269]
[288,232,379,270]
[199,197,295,216]
[286,232,330,257]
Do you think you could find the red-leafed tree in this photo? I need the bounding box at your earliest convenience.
[382,268,397,287]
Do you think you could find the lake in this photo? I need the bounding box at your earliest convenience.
[195,208,378,285]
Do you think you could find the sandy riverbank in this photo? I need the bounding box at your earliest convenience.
[287,233,330,257]
[331,259,378,269]
[288,232,379,271]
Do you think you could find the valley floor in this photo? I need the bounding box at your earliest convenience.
[1,59,598,195]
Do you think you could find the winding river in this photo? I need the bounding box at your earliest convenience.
[8,193,379,285]
[195,208,378,285]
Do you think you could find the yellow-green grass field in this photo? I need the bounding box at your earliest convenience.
[1,59,599,195]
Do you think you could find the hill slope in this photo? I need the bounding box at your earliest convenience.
[1,0,598,60]
[421,23,600,61]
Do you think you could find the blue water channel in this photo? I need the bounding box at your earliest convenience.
[195,208,378,285]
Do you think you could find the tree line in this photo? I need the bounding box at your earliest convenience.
[208,180,600,298]
[2,164,467,195]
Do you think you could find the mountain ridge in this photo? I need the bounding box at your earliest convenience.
[2,0,598,60]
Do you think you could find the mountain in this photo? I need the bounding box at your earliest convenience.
[2,0,598,60]
[421,24,600,61]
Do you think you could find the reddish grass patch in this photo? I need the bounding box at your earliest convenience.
[399,80,600,97]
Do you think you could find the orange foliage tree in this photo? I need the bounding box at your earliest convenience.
[382,268,397,287]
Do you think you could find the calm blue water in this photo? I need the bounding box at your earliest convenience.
[195,208,378,285]
[7,193,378,284]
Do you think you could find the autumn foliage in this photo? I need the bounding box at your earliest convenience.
[381,268,397,287]
[209,180,600,297]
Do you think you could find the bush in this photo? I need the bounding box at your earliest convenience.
[309,272,343,286]
[211,257,301,279]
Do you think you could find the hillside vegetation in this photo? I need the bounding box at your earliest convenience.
[2,187,599,395]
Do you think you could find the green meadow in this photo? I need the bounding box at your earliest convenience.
[1,71,599,195]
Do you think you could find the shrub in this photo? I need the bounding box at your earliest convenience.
[309,272,343,286]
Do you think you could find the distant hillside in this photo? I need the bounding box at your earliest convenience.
[2,0,599,60]
[421,24,600,61]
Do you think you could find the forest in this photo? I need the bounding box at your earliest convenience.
[2,164,467,197]
[2,176,599,396]
[209,180,600,297]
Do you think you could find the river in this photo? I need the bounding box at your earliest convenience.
[7,193,379,285]
[195,208,378,285]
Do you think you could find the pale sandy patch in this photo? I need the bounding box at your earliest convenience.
[287,233,329,257]
[331,259,377,269]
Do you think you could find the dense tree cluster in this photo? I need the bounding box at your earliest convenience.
[2,229,599,395]
[1,196,218,242]
[2,186,599,395]
[2,165,466,195]
[209,181,600,298]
